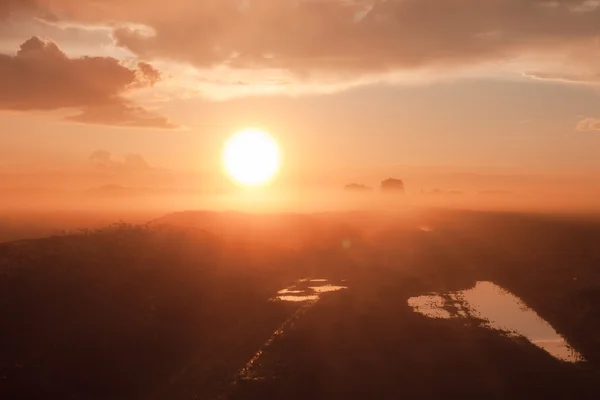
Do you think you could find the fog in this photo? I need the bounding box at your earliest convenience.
[1,184,599,244]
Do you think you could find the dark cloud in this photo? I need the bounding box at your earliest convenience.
[0,36,134,110]
[136,61,161,86]
[0,36,178,128]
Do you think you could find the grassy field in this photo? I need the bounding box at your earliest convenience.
[1,209,599,399]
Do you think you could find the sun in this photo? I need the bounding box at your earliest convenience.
[222,129,281,187]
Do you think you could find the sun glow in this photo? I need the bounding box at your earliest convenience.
[222,129,281,187]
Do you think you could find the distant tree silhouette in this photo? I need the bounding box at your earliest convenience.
[345,183,372,193]
[89,150,113,169]
[380,178,405,194]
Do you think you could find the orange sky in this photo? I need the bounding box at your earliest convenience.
[1,0,600,203]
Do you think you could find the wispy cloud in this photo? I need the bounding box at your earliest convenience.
[577,117,600,131]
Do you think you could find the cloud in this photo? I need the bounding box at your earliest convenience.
[89,150,151,172]
[521,37,600,83]
[0,36,179,128]
[5,1,600,93]
[66,103,179,129]
[577,117,600,131]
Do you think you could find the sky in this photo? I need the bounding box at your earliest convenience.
[1,0,600,201]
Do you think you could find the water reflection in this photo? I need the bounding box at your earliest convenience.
[277,289,305,295]
[408,281,583,363]
[278,295,319,302]
[239,279,348,381]
[310,285,348,294]
[407,295,452,319]
[275,279,348,302]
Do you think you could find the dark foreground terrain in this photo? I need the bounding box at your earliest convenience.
[1,209,600,399]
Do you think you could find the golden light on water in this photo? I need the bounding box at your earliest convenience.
[222,129,281,187]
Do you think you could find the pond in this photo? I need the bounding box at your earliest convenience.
[408,281,583,363]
